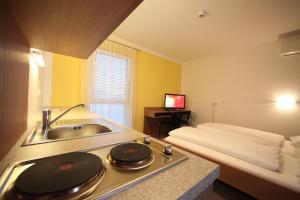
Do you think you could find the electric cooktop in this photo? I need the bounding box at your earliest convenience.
[0,136,187,200]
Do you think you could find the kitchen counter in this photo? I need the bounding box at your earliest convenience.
[0,108,219,200]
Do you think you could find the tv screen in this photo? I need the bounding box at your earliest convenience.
[164,94,185,109]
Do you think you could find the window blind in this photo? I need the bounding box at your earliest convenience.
[94,52,128,104]
[86,39,136,127]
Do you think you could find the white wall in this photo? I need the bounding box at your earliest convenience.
[42,52,53,107]
[182,41,300,137]
[27,52,52,127]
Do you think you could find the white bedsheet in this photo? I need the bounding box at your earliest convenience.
[165,136,300,193]
[169,127,281,171]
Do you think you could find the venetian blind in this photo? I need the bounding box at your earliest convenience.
[94,52,128,104]
[84,40,136,127]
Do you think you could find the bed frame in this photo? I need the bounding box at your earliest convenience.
[164,139,300,200]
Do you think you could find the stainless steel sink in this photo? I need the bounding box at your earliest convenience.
[22,118,126,146]
[47,124,112,140]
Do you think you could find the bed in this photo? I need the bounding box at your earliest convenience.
[164,123,300,199]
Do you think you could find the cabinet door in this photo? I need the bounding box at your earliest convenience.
[8,0,143,58]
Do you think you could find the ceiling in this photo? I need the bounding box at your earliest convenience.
[111,0,300,62]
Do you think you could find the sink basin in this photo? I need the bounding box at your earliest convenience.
[22,118,126,146]
[47,124,112,140]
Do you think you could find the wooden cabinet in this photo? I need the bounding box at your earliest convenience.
[0,1,30,160]
[7,0,143,58]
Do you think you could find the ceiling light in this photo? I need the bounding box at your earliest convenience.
[30,49,45,67]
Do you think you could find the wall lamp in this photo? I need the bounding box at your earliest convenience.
[276,95,298,110]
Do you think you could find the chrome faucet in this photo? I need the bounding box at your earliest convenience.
[42,104,85,130]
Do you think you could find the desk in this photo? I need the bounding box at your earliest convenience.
[143,107,190,138]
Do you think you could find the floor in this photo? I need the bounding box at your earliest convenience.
[212,180,256,200]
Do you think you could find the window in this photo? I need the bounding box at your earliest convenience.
[85,40,136,127]
[90,52,129,125]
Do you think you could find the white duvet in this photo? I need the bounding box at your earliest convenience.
[169,126,282,171]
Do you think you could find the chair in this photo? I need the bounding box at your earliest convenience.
[158,111,191,138]
[157,112,180,138]
[169,112,183,129]
[179,111,191,127]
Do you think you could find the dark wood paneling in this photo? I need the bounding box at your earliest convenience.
[8,0,143,58]
[0,1,30,160]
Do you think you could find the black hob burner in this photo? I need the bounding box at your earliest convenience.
[107,143,154,170]
[9,152,104,200]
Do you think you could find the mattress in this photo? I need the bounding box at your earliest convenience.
[165,136,300,193]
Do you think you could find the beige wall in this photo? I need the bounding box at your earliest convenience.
[181,41,300,137]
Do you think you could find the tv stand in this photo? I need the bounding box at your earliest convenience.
[143,107,190,138]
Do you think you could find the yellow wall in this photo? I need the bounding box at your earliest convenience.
[50,51,181,131]
[51,54,83,107]
[134,52,181,131]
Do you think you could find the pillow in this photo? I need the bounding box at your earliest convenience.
[290,135,300,147]
[197,123,285,148]
[281,141,296,157]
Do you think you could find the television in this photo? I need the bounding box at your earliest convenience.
[164,94,186,110]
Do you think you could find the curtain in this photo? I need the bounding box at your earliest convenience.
[83,40,136,127]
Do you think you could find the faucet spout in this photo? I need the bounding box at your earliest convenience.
[43,104,85,130]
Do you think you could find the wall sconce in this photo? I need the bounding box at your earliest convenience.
[30,49,45,67]
[276,95,297,110]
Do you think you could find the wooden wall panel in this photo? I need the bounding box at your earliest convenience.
[0,1,30,160]
[8,0,143,58]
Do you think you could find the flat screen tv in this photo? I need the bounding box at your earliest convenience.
[164,94,186,110]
